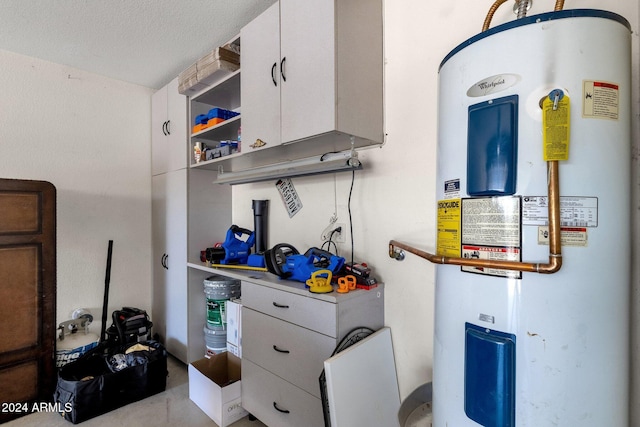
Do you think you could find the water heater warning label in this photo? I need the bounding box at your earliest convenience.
[583,80,619,120]
[437,198,461,257]
[538,226,588,247]
[460,197,522,279]
[461,197,521,247]
[522,196,598,227]
[461,245,521,279]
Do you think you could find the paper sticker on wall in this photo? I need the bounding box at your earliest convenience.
[276,178,303,218]
[583,80,619,120]
[437,198,461,257]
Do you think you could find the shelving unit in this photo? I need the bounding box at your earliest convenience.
[153,46,237,362]
[189,63,242,171]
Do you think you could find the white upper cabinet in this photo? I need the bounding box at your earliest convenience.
[241,3,281,153]
[152,77,188,175]
[279,0,337,144]
[241,0,384,157]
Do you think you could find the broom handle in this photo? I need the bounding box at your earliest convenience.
[100,240,114,342]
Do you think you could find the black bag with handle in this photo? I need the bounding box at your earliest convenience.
[106,307,153,345]
[53,241,167,424]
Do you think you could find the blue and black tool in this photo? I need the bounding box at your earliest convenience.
[207,225,255,265]
[264,244,345,284]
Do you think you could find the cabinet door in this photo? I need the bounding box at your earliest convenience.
[151,78,187,176]
[166,78,188,171]
[151,170,188,363]
[280,0,336,144]
[242,359,325,427]
[241,3,281,153]
[151,85,169,176]
[242,308,335,398]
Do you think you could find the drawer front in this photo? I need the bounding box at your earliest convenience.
[242,359,325,427]
[242,281,337,336]
[242,307,336,397]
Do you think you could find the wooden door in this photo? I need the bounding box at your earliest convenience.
[0,178,56,423]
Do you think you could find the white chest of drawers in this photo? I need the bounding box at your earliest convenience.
[239,273,385,427]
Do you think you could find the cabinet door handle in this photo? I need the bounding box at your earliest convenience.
[272,302,289,309]
[162,121,168,136]
[280,57,286,82]
[162,253,169,270]
[271,62,277,86]
[273,345,290,354]
[166,120,171,135]
[273,402,290,414]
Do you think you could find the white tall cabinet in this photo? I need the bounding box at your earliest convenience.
[152,77,189,363]
[153,74,233,364]
[241,0,384,156]
[151,168,188,362]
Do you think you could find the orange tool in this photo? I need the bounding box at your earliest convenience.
[337,275,357,293]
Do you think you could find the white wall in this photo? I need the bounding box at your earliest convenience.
[1,0,638,421]
[232,0,640,414]
[0,49,154,334]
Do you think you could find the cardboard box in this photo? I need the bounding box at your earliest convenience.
[226,299,242,357]
[189,352,248,426]
[178,62,208,95]
[197,58,240,86]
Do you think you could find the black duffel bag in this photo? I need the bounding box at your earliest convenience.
[53,340,167,424]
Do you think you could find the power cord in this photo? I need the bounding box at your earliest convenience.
[319,168,356,263]
[348,170,355,267]
[321,227,342,255]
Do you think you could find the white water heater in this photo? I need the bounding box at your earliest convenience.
[433,9,631,427]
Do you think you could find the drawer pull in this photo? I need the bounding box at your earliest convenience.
[273,345,290,354]
[273,402,290,414]
[272,302,290,309]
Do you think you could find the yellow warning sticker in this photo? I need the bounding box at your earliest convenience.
[582,80,619,120]
[542,91,570,161]
[436,198,461,257]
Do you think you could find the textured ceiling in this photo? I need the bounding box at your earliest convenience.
[0,0,276,89]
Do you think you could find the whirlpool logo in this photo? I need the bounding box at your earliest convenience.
[467,74,520,97]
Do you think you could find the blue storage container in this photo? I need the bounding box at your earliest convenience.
[207,108,239,121]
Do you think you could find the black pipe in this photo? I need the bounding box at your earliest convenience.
[252,200,269,254]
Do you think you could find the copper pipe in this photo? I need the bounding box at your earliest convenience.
[554,0,565,11]
[482,0,509,31]
[389,161,562,274]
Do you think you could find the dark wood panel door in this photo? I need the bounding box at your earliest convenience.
[0,178,56,423]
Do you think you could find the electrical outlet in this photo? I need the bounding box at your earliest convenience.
[333,223,346,243]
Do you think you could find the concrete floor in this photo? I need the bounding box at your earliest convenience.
[5,355,266,427]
